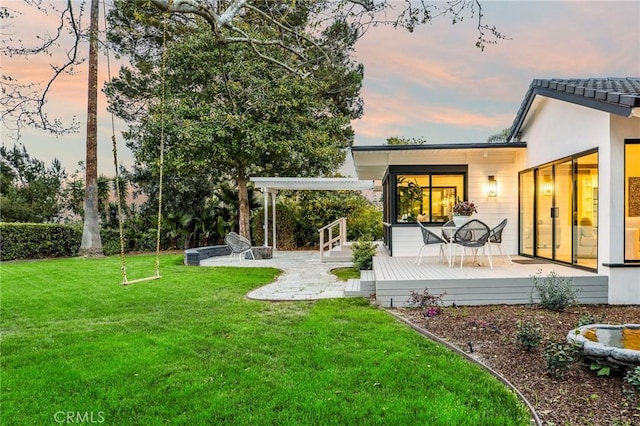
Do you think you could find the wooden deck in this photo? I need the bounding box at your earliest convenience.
[372,255,608,307]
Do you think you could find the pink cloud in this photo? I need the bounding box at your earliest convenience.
[353,89,512,139]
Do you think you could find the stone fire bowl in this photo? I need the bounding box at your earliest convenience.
[567,323,640,370]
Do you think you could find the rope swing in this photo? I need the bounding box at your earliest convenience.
[107,3,168,285]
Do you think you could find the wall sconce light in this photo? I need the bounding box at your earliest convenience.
[487,175,497,197]
[543,176,553,196]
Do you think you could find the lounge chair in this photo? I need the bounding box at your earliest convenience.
[224,232,255,261]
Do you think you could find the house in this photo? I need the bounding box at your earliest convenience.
[351,77,640,305]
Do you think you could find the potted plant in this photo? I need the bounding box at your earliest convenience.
[452,198,477,226]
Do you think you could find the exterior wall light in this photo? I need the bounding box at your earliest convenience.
[487,175,497,197]
[543,176,553,196]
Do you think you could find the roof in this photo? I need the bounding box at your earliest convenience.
[249,177,375,191]
[508,77,640,142]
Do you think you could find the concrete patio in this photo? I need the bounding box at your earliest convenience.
[199,249,608,307]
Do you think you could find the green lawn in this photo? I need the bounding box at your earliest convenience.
[1,254,529,425]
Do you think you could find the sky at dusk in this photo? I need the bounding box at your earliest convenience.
[3,1,640,176]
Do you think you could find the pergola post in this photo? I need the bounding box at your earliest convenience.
[263,187,268,247]
[271,191,277,251]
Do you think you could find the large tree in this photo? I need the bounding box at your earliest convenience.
[1,0,503,138]
[106,5,363,240]
[1,0,503,244]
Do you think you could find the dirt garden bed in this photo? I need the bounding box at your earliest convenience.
[394,304,640,425]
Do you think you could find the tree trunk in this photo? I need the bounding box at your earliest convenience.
[237,177,251,242]
[79,0,103,257]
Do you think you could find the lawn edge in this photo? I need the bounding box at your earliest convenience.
[384,307,542,426]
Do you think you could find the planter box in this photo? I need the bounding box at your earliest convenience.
[247,246,273,260]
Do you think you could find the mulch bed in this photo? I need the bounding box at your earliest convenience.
[393,304,640,425]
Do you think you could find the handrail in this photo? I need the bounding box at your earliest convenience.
[318,217,347,261]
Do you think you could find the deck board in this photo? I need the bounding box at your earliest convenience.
[372,255,608,307]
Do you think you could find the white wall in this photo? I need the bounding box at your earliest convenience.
[521,97,640,304]
[390,153,519,258]
[521,98,608,168]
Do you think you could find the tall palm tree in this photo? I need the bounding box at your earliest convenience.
[79,0,103,256]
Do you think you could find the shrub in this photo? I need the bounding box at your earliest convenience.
[543,341,580,378]
[251,203,298,250]
[515,320,543,351]
[406,289,446,317]
[577,312,599,327]
[530,270,580,311]
[624,366,640,394]
[352,238,377,270]
[347,205,383,241]
[0,223,82,260]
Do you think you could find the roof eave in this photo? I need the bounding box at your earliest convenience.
[351,141,527,153]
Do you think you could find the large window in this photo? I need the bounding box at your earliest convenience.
[625,141,640,261]
[518,150,598,269]
[386,166,467,224]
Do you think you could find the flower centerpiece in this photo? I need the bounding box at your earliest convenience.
[452,199,477,226]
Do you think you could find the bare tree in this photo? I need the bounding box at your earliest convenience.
[147,0,504,74]
[1,0,504,138]
[1,0,85,139]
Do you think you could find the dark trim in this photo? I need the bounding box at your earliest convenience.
[624,140,640,263]
[517,149,599,272]
[351,142,527,152]
[602,262,640,268]
[388,164,468,174]
[388,165,468,226]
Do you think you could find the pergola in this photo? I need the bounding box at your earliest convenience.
[249,177,375,250]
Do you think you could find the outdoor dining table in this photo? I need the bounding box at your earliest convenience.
[441,224,459,267]
[441,221,493,268]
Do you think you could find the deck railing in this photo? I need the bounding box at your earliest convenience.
[318,217,347,261]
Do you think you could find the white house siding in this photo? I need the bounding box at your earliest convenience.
[607,114,640,263]
[390,151,519,258]
[606,115,640,303]
[521,98,608,167]
[520,96,640,304]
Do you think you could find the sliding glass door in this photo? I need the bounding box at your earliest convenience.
[555,160,573,264]
[520,150,598,269]
[535,165,554,260]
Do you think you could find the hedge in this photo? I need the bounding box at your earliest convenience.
[0,223,82,261]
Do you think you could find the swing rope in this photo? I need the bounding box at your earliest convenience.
[104,1,168,285]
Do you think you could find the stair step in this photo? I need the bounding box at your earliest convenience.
[329,245,352,255]
[360,270,375,283]
[321,255,352,263]
[359,269,376,293]
[345,278,375,297]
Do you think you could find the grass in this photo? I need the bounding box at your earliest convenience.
[1,254,529,425]
[330,266,361,281]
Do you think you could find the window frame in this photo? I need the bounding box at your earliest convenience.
[384,165,469,226]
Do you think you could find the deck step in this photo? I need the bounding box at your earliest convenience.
[345,278,367,297]
[345,275,375,297]
[359,269,376,293]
